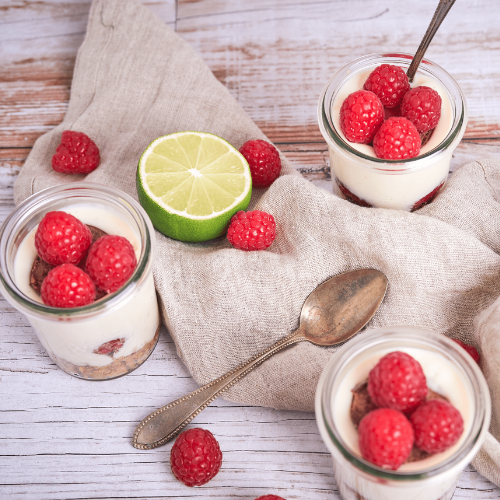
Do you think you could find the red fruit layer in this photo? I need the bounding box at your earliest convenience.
[93,338,125,355]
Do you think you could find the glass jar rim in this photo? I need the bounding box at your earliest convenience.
[0,182,156,321]
[317,53,467,172]
[315,326,490,482]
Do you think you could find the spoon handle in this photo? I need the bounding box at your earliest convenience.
[406,0,456,83]
[132,329,305,449]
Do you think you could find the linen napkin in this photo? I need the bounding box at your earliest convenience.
[13,0,500,486]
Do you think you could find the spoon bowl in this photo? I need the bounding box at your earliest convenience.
[133,268,388,450]
[300,268,387,346]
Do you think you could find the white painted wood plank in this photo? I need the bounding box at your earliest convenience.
[177,0,500,142]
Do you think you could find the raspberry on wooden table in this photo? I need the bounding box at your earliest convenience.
[52,130,101,174]
[368,351,428,413]
[254,495,287,500]
[170,428,222,487]
[363,64,410,108]
[452,338,481,364]
[339,90,384,144]
[35,211,92,267]
[410,399,464,454]
[401,86,442,133]
[41,264,96,308]
[358,408,414,470]
[227,210,276,251]
[85,235,137,293]
[373,117,421,160]
[239,139,282,188]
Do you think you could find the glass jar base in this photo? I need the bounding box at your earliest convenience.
[51,323,160,380]
[334,177,445,211]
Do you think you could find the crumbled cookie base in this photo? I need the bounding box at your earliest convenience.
[53,324,160,380]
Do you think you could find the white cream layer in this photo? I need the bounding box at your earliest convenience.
[14,204,159,367]
[332,346,473,472]
[329,66,457,210]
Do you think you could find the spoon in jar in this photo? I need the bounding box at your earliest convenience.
[406,0,456,82]
[133,268,388,450]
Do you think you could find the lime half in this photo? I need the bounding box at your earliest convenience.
[137,132,252,242]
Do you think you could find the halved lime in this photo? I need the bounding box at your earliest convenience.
[137,131,252,242]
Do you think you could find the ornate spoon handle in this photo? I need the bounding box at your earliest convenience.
[133,329,305,450]
[406,0,456,82]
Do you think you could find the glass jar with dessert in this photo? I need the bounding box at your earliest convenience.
[315,326,490,500]
[318,53,467,211]
[0,183,160,380]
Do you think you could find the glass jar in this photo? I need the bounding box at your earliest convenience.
[317,53,468,211]
[0,183,160,380]
[315,326,490,500]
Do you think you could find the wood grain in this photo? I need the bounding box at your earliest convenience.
[1,0,500,499]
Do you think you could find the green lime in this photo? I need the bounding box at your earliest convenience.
[137,131,252,242]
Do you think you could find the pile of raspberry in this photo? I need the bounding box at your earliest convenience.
[354,351,465,470]
[340,64,442,160]
[34,211,137,308]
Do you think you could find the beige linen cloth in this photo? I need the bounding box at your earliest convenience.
[12,0,500,486]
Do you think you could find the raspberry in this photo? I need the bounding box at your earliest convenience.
[339,90,384,144]
[35,211,92,267]
[239,139,282,188]
[368,351,428,413]
[227,210,276,251]
[85,235,137,293]
[401,86,442,133]
[358,408,414,470]
[41,264,95,308]
[410,399,464,454]
[52,130,100,174]
[363,64,410,108]
[452,338,480,364]
[170,428,222,487]
[373,117,421,160]
[254,496,287,500]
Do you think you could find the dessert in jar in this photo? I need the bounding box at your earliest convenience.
[318,53,467,211]
[0,183,160,380]
[315,326,490,500]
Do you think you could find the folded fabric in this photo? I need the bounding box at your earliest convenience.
[13,0,500,486]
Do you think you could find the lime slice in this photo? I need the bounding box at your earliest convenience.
[137,131,252,242]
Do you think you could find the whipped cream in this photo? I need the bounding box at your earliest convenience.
[333,346,473,472]
[13,204,159,368]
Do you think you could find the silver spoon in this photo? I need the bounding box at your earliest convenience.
[406,0,456,82]
[133,268,388,450]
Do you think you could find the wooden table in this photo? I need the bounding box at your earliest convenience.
[1,1,500,498]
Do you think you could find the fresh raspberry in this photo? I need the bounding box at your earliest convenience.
[239,139,282,188]
[41,264,96,308]
[410,399,464,454]
[52,130,100,174]
[85,235,137,293]
[368,351,428,413]
[358,408,414,470]
[170,428,222,487]
[35,211,92,267]
[339,90,384,144]
[452,338,480,364]
[401,86,442,133]
[227,210,276,251]
[373,117,421,160]
[363,64,410,108]
[254,496,287,500]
